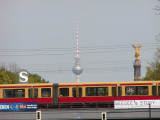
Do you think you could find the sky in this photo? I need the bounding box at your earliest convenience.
[0,0,160,83]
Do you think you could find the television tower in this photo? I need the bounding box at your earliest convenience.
[72,20,83,83]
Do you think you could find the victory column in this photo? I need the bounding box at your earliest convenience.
[132,43,142,81]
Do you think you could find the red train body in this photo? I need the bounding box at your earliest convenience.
[0,81,159,106]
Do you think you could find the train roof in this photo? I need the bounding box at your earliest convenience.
[58,80,160,85]
[0,83,53,87]
[0,81,160,87]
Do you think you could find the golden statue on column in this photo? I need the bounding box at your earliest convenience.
[132,43,142,59]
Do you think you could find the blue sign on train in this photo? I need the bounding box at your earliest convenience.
[0,103,38,111]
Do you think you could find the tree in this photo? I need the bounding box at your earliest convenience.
[6,71,19,84]
[0,68,12,84]
[29,73,49,83]
[0,64,49,84]
[143,48,160,80]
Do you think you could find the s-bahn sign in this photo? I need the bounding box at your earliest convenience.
[19,70,29,84]
[114,100,160,109]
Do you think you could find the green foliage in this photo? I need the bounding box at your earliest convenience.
[143,62,160,80]
[29,73,49,83]
[0,67,49,84]
[143,48,160,81]
[6,71,19,84]
[0,68,12,84]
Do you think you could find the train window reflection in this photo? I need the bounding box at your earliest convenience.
[86,87,108,96]
[41,88,51,97]
[3,89,25,98]
[125,86,148,96]
[59,88,69,97]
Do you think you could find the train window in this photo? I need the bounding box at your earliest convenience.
[79,88,82,97]
[152,86,156,96]
[3,89,12,98]
[35,88,38,98]
[3,89,25,98]
[86,87,96,96]
[112,87,116,97]
[28,88,33,98]
[158,86,160,96]
[118,87,122,96]
[125,86,148,96]
[98,87,108,96]
[59,88,69,97]
[14,89,25,98]
[41,88,51,97]
[73,88,76,97]
[86,87,108,96]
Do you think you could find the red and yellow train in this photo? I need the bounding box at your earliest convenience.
[0,81,159,105]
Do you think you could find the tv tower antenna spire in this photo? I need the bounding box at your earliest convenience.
[72,20,83,83]
[76,20,79,57]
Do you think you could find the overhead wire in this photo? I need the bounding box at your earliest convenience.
[0,42,159,52]
[1,42,159,75]
[0,42,159,56]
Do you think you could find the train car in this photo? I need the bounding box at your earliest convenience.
[58,81,160,103]
[0,81,160,108]
[0,83,54,104]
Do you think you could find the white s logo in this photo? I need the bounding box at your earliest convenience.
[19,71,28,83]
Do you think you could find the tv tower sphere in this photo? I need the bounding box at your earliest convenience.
[72,56,83,83]
[72,56,83,75]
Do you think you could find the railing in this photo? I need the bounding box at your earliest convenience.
[39,102,114,109]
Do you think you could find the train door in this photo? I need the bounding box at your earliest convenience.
[53,83,58,103]
[152,83,158,99]
[72,86,82,102]
[112,85,121,100]
[28,87,38,102]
